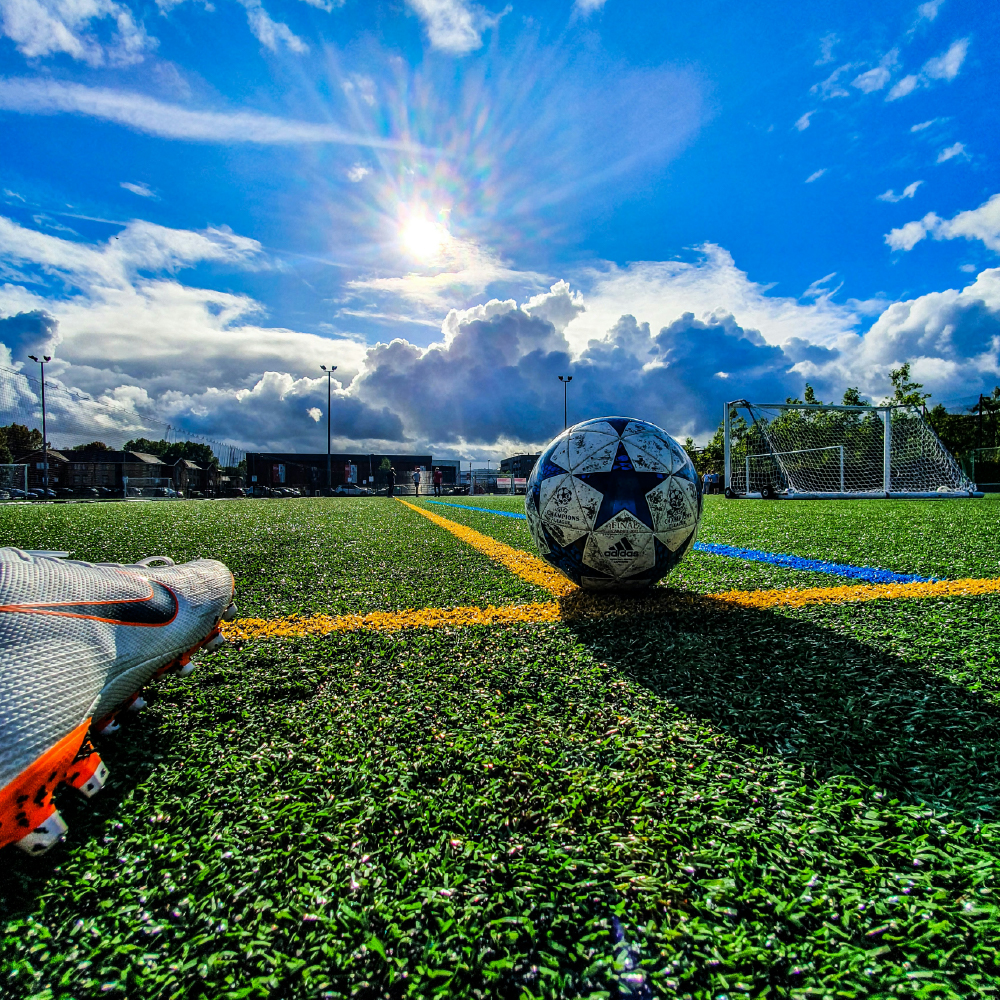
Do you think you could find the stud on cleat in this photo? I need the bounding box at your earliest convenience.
[125,694,147,713]
[203,633,227,654]
[99,719,120,736]
[222,602,238,622]
[15,808,69,855]
[177,660,196,677]
[66,752,110,799]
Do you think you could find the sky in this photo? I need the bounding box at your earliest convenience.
[0,0,998,457]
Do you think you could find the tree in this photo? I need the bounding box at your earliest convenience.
[0,423,43,457]
[804,383,822,405]
[71,441,111,451]
[123,437,219,469]
[0,443,12,464]
[841,387,869,406]
[123,438,170,455]
[882,363,931,407]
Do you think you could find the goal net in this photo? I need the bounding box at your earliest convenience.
[0,464,27,498]
[724,400,978,499]
[123,477,178,499]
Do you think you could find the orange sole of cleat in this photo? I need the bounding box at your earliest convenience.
[65,751,110,799]
[0,718,91,851]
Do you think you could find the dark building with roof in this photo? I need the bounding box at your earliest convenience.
[246,452,441,492]
[499,454,541,479]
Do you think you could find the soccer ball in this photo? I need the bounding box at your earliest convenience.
[525,416,702,590]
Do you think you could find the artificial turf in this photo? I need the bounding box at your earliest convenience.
[1,496,998,999]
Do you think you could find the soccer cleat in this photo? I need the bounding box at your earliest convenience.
[0,548,235,853]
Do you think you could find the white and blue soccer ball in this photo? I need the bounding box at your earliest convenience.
[525,417,702,590]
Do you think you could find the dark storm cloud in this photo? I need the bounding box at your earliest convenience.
[353,304,801,446]
[0,310,59,363]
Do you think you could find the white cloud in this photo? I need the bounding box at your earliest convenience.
[3,213,999,450]
[120,181,156,198]
[885,216,935,251]
[811,63,858,100]
[574,0,608,13]
[0,0,155,65]
[937,141,966,162]
[886,193,1000,253]
[794,111,813,131]
[816,33,838,66]
[916,0,944,22]
[877,180,923,202]
[236,0,308,53]
[887,38,969,100]
[805,168,827,183]
[405,0,503,54]
[562,246,862,355]
[851,49,898,93]
[348,235,544,312]
[887,74,920,100]
[923,37,968,80]
[0,214,386,450]
[346,164,370,182]
[0,78,423,151]
[910,118,939,131]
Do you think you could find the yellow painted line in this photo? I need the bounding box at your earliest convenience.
[223,602,561,640]
[221,577,1000,641]
[394,496,576,596]
[712,575,1000,610]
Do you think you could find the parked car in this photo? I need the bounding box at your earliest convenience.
[29,488,57,499]
[334,484,374,496]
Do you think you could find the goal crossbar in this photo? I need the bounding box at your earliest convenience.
[724,399,979,499]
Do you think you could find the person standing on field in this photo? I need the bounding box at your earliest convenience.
[386,466,396,497]
[412,468,421,495]
[433,467,443,496]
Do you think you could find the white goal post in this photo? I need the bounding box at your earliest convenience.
[724,400,980,499]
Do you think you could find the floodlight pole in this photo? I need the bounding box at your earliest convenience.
[320,365,337,491]
[558,375,573,430]
[28,355,51,495]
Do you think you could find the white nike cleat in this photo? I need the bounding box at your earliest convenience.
[0,548,235,854]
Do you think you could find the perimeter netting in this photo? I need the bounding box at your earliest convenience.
[726,402,975,498]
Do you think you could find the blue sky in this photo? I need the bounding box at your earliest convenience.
[0,0,997,456]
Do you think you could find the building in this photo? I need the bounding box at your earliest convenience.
[19,449,178,492]
[18,449,69,490]
[499,454,540,479]
[245,453,443,492]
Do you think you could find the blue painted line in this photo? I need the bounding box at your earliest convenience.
[691,542,936,584]
[427,500,529,519]
[425,500,935,583]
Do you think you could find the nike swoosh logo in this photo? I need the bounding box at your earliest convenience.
[0,580,179,627]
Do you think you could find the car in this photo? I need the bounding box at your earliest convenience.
[333,484,373,496]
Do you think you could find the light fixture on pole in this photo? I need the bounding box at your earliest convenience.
[558,375,573,430]
[320,365,337,491]
[27,355,51,496]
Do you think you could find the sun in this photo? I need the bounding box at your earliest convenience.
[400,215,451,263]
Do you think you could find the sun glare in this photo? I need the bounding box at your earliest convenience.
[400,215,451,263]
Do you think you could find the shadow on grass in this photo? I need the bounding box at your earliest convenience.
[559,589,1000,819]
[0,713,168,919]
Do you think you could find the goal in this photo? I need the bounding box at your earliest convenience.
[0,464,28,498]
[122,477,178,499]
[724,400,979,499]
